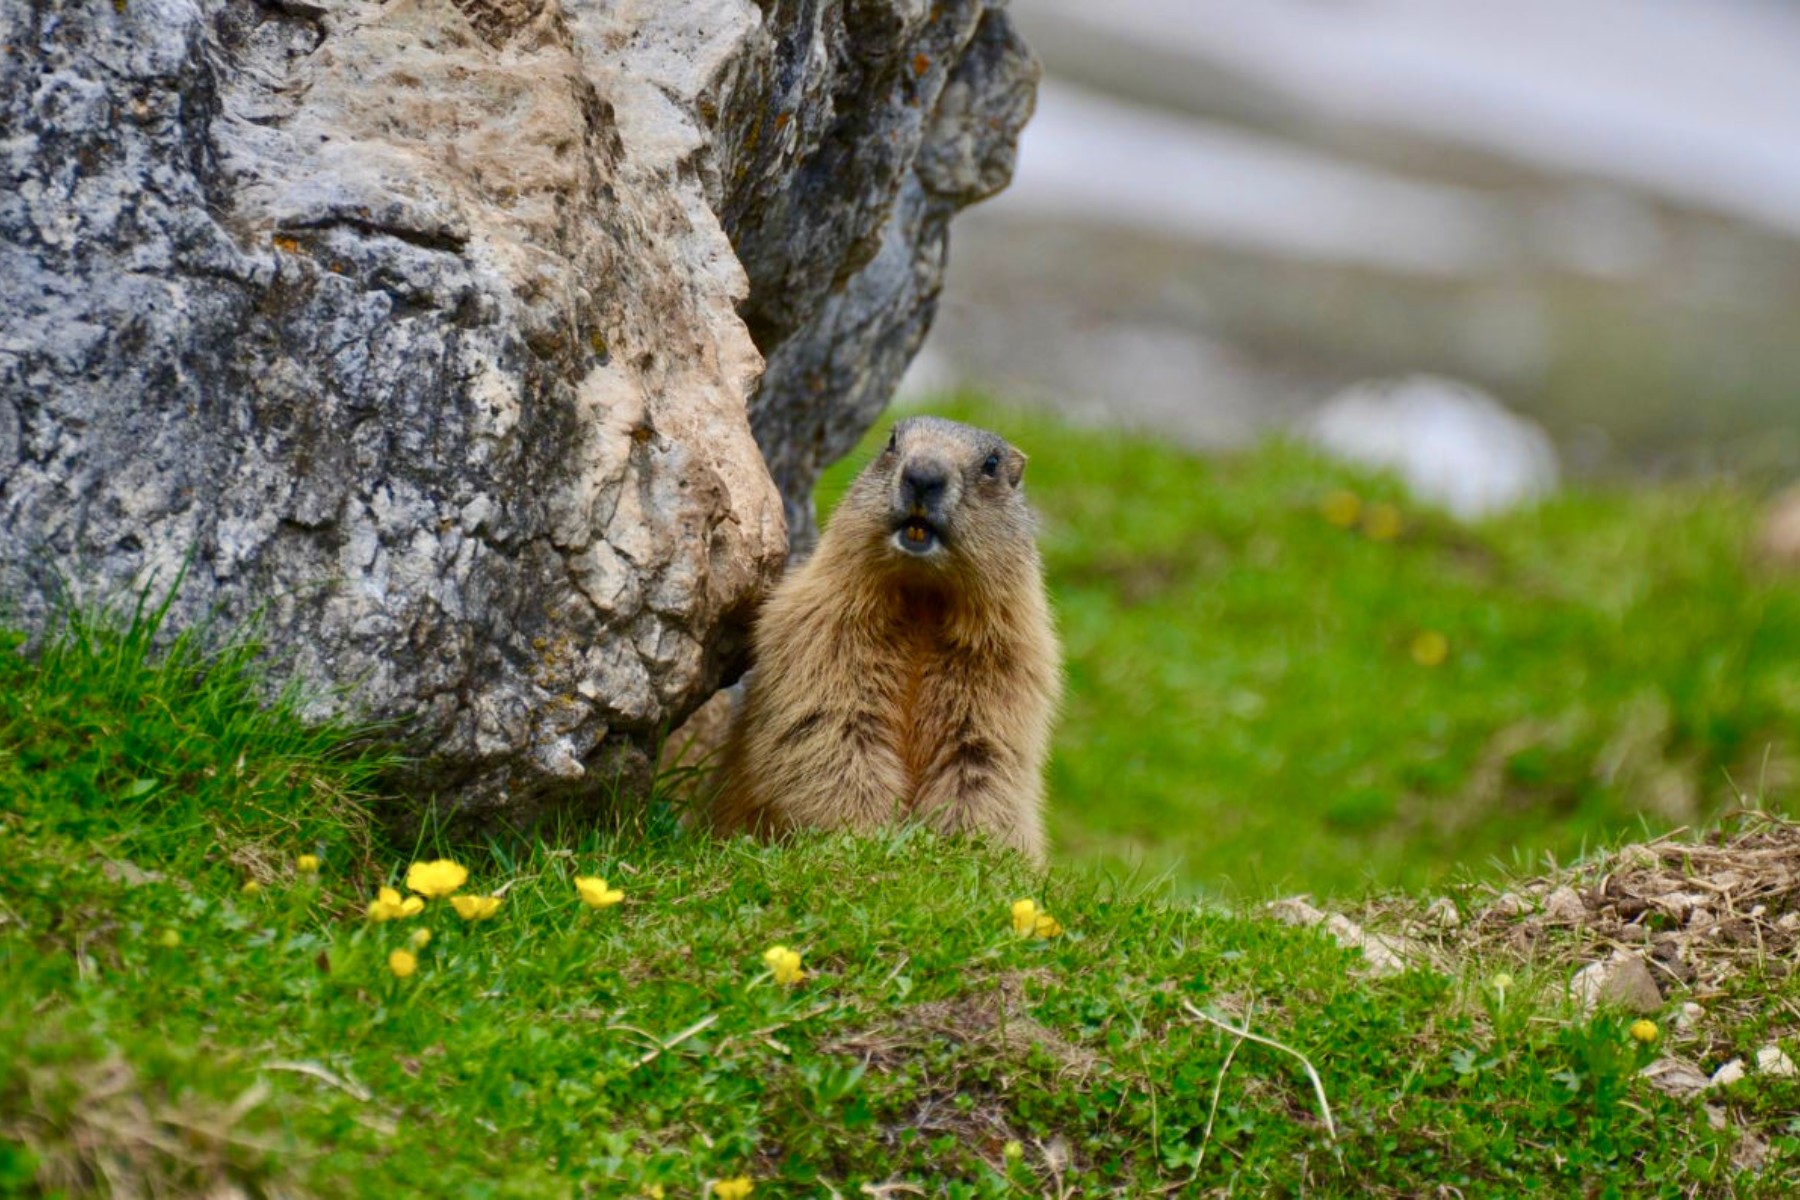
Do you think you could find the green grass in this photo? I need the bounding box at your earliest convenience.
[820,397,1800,897]
[7,402,1800,1194]
[6,589,1800,1195]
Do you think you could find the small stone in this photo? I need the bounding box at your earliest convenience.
[1710,1059,1746,1089]
[1570,953,1663,1014]
[1267,896,1328,928]
[1541,886,1585,923]
[98,856,165,887]
[1675,1002,1705,1030]
[1755,1045,1797,1077]
[1324,914,1418,977]
[1639,1058,1712,1099]
[1267,897,1417,975]
[1488,892,1528,919]
[1422,896,1461,929]
[1733,1128,1771,1174]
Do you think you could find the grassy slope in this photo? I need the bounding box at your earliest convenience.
[819,398,1800,897]
[6,601,1800,1196]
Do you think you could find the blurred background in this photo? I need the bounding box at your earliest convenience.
[910,0,1800,484]
[849,0,1800,898]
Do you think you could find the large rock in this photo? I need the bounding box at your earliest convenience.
[0,0,1037,821]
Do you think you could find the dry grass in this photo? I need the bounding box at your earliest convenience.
[1383,811,1800,993]
[6,1055,305,1199]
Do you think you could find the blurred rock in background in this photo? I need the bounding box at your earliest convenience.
[1305,376,1559,520]
[1758,489,1800,574]
[918,0,1800,488]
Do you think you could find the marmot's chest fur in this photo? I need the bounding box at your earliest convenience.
[714,416,1062,861]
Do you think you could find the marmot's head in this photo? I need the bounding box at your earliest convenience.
[834,416,1035,577]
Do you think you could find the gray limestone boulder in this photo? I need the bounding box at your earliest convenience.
[0,0,1037,822]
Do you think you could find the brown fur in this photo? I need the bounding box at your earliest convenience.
[714,416,1062,861]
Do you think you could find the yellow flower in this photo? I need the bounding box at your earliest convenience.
[1321,490,1362,528]
[1410,631,1449,668]
[156,929,180,949]
[763,944,804,986]
[1491,972,1513,994]
[409,927,432,949]
[388,949,418,979]
[296,853,320,873]
[1012,900,1062,938]
[405,859,469,899]
[1003,1139,1024,1162]
[241,879,261,895]
[1363,502,1404,541]
[1630,1019,1660,1045]
[576,876,624,909]
[368,886,426,921]
[452,894,503,921]
[713,1177,753,1199]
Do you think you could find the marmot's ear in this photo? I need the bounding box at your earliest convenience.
[1006,449,1027,488]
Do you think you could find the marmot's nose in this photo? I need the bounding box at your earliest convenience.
[900,461,950,512]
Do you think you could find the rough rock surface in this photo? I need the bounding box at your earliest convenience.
[0,0,1037,820]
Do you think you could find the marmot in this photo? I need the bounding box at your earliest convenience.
[714,416,1062,861]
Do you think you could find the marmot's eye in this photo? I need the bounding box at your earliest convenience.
[982,452,1001,478]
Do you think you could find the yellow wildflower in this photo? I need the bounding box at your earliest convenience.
[156,929,180,949]
[452,894,503,921]
[763,944,804,985]
[1320,490,1362,528]
[388,949,418,979]
[405,859,469,899]
[1003,1139,1024,1162]
[1630,1019,1659,1045]
[1410,631,1449,668]
[241,879,261,895]
[713,1177,753,1199]
[1012,900,1062,939]
[1363,502,1404,541]
[1491,972,1513,994]
[576,876,624,908]
[368,886,425,921]
[296,853,321,873]
[410,927,432,949]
